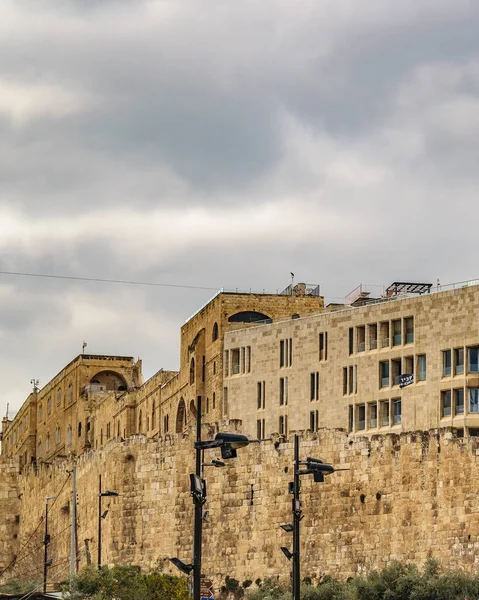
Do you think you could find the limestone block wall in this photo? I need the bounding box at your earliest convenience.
[5,426,479,588]
[0,457,19,576]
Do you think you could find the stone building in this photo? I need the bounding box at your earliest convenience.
[1,286,324,464]
[3,279,479,587]
[223,280,479,441]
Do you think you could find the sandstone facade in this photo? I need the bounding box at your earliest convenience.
[2,281,479,587]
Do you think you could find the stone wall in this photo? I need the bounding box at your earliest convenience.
[4,426,479,588]
[0,457,19,576]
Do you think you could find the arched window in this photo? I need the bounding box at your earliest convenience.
[78,422,82,438]
[152,403,156,429]
[67,426,72,446]
[212,322,219,342]
[228,311,270,323]
[190,358,195,385]
[117,421,120,437]
[100,429,103,445]
[45,434,50,453]
[55,426,61,445]
[57,387,62,405]
[139,410,143,432]
[213,392,216,410]
[176,399,186,433]
[38,404,43,422]
[67,383,73,404]
[47,397,52,414]
[37,440,42,458]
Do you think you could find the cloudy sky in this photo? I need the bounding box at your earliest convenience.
[1,0,479,414]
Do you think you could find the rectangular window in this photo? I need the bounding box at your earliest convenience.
[349,366,354,395]
[404,356,414,377]
[257,419,265,439]
[468,347,479,373]
[231,349,241,374]
[223,387,228,416]
[343,367,348,395]
[310,410,319,432]
[279,415,287,436]
[454,348,464,375]
[441,390,452,417]
[454,388,464,415]
[391,358,402,385]
[368,323,378,350]
[348,405,354,432]
[354,365,358,394]
[319,332,328,361]
[246,346,251,373]
[224,351,229,377]
[392,320,402,346]
[404,317,414,344]
[279,377,288,406]
[380,321,390,348]
[310,372,319,401]
[349,328,354,355]
[357,326,366,352]
[369,403,378,428]
[381,400,390,427]
[357,405,365,430]
[443,350,452,377]
[393,399,402,425]
[380,361,390,388]
[280,338,293,367]
[417,354,426,381]
[469,388,479,413]
[257,382,263,410]
[240,347,245,374]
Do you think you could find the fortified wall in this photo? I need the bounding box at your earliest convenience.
[3,426,479,587]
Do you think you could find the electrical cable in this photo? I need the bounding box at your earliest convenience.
[0,473,71,577]
[0,269,218,292]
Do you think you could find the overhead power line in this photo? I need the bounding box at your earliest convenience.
[0,270,218,292]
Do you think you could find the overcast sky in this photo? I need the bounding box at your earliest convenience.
[1,0,479,415]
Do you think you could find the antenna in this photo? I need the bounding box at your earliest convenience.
[290,272,295,288]
[30,379,39,392]
[82,341,87,354]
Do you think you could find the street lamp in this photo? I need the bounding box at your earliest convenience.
[279,434,345,600]
[170,396,254,600]
[43,495,56,593]
[97,475,119,570]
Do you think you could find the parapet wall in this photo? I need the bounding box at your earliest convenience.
[3,427,479,587]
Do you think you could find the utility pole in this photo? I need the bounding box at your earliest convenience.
[292,435,301,600]
[70,466,77,582]
[98,474,102,570]
[43,496,56,593]
[193,396,203,600]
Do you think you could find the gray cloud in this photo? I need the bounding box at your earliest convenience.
[2,0,479,413]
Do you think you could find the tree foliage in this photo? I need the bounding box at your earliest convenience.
[66,565,188,600]
[246,560,479,600]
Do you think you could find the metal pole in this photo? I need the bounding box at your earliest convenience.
[43,501,49,593]
[98,474,102,570]
[70,466,77,582]
[293,434,301,600]
[193,396,202,600]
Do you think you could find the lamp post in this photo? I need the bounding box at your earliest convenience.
[280,434,344,600]
[43,495,56,593]
[97,475,119,570]
[170,396,254,600]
